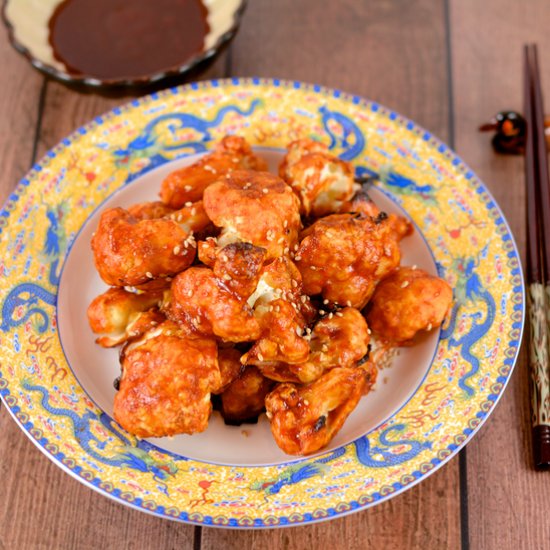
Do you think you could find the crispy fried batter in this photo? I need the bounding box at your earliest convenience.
[160,135,268,208]
[242,257,315,366]
[165,200,213,236]
[212,242,267,300]
[279,138,356,217]
[366,266,453,344]
[265,366,368,455]
[291,307,371,383]
[295,212,411,309]
[127,201,175,220]
[87,287,165,347]
[203,170,301,260]
[212,348,245,395]
[251,307,371,384]
[114,321,220,437]
[220,366,274,422]
[169,266,261,342]
[91,207,195,287]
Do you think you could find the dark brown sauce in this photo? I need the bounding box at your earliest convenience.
[48,0,209,79]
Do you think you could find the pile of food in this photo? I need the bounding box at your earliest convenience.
[87,135,452,455]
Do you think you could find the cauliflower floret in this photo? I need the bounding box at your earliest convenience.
[265,366,368,455]
[91,207,195,287]
[114,321,220,437]
[160,135,268,208]
[242,257,316,366]
[169,266,261,342]
[220,365,274,423]
[295,212,411,309]
[203,170,301,260]
[279,138,356,217]
[87,287,165,347]
[365,266,453,344]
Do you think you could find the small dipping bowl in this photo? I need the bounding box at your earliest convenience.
[2,0,246,90]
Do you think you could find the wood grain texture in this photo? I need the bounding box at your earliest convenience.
[450,0,550,548]
[0,22,43,203]
[203,1,461,548]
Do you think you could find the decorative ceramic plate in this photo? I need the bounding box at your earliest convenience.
[0,79,524,528]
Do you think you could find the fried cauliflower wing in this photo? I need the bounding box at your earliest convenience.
[87,287,165,347]
[242,257,315,367]
[160,135,268,208]
[291,307,371,383]
[169,266,261,342]
[365,266,453,344]
[202,170,301,260]
[279,138,356,217]
[265,366,368,455]
[91,207,196,287]
[295,212,411,309]
[220,365,274,423]
[114,321,220,437]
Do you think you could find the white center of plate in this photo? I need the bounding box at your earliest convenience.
[57,149,439,466]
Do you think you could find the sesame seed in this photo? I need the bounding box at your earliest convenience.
[257,353,264,362]
[384,246,392,256]
[184,185,192,192]
[367,328,372,334]
[310,265,317,270]
[166,277,172,282]
[223,274,232,281]
[191,207,196,216]
[283,220,288,228]
[303,399,309,406]
[173,245,181,255]
[306,328,312,335]
[294,244,299,251]
[401,281,410,288]
[295,327,302,336]
[278,237,285,244]
[346,300,352,307]
[262,188,269,194]
[232,157,240,163]
[336,312,344,317]
[185,201,193,207]
[300,295,307,303]
[328,313,334,319]
[319,310,326,315]
[412,264,418,270]
[187,290,193,297]
[291,279,298,288]
[323,299,329,305]
[283,247,290,255]
[145,272,153,279]
[294,255,302,261]
[427,323,433,331]
[322,345,329,352]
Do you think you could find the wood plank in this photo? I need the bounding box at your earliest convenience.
[203,1,461,547]
[0,22,43,202]
[450,1,550,549]
[0,48,227,549]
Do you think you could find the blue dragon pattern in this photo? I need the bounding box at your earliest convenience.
[439,253,496,397]
[353,424,431,467]
[23,381,179,493]
[115,99,263,183]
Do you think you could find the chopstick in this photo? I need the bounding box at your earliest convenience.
[523,43,550,470]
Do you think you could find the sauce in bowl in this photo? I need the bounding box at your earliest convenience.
[48,0,209,79]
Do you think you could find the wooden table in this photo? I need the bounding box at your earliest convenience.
[1,1,549,548]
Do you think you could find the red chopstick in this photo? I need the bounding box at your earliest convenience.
[523,43,550,470]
